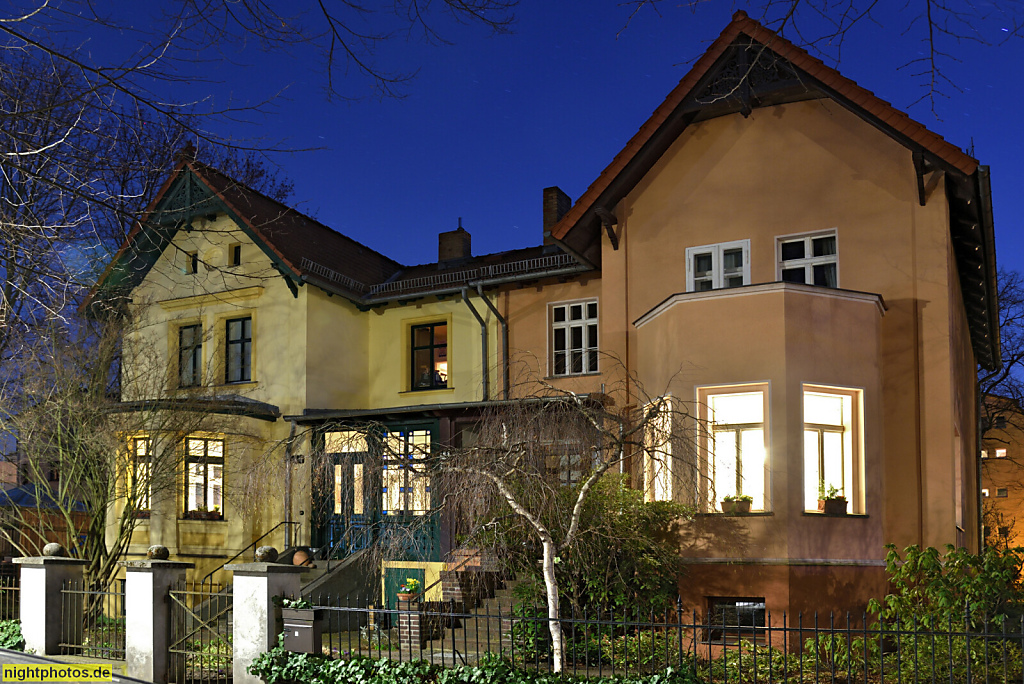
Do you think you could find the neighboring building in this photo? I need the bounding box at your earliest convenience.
[89,11,998,621]
[980,404,1024,550]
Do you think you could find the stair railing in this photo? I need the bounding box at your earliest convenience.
[201,520,300,584]
[414,550,481,603]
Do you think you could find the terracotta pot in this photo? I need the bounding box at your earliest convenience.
[396,592,418,603]
[819,498,848,515]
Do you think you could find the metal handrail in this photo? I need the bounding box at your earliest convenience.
[201,520,300,584]
[414,550,483,603]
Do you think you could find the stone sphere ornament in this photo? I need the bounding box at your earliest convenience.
[42,542,66,557]
[147,545,170,560]
[255,546,279,563]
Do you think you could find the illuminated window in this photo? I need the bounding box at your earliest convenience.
[996,448,1008,459]
[702,386,768,512]
[185,437,224,519]
[685,240,750,292]
[643,398,674,502]
[325,431,369,516]
[411,323,448,390]
[179,324,202,387]
[225,317,252,383]
[382,430,431,515]
[551,300,598,376]
[803,386,862,512]
[982,488,990,497]
[982,450,989,458]
[129,438,152,512]
[778,231,837,287]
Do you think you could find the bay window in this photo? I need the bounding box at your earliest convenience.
[702,386,768,511]
[803,386,863,513]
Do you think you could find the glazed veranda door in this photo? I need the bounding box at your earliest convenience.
[379,423,441,562]
[316,429,374,557]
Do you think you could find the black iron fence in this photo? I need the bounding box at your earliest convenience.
[0,574,18,621]
[168,580,233,684]
[59,579,126,660]
[302,593,1024,682]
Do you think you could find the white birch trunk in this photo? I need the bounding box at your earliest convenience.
[541,538,564,672]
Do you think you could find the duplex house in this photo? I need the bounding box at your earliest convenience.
[90,11,998,620]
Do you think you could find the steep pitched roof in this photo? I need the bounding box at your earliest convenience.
[548,10,999,370]
[550,10,977,243]
[89,159,403,304]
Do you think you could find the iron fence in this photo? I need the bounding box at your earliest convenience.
[0,574,18,621]
[59,579,126,660]
[168,580,233,684]
[303,593,1024,682]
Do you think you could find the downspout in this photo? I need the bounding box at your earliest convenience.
[462,288,489,401]
[284,420,297,549]
[977,382,986,552]
[476,284,509,399]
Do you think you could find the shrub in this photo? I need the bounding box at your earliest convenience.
[0,621,24,651]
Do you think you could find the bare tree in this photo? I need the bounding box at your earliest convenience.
[431,366,701,672]
[622,0,1023,115]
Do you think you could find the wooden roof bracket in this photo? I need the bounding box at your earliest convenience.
[594,206,619,250]
[913,150,939,206]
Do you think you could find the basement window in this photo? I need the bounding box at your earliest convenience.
[706,597,766,644]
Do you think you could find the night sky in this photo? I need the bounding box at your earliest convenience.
[111,2,1024,271]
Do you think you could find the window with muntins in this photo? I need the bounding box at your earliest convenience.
[185,437,224,519]
[706,389,767,511]
[226,317,252,383]
[382,429,431,516]
[130,437,151,511]
[779,232,838,287]
[551,300,598,376]
[685,240,750,292]
[411,323,448,390]
[803,386,863,513]
[179,324,202,387]
[707,597,766,644]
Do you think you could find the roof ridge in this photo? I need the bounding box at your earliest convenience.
[550,10,979,241]
[189,161,404,270]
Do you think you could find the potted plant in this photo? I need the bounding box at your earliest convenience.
[721,494,753,514]
[396,577,421,602]
[818,485,848,515]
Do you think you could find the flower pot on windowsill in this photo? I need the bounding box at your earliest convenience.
[818,498,848,515]
[721,499,752,515]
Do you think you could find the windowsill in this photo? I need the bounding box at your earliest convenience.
[180,514,226,522]
[697,511,774,517]
[219,381,257,389]
[802,511,869,518]
[400,387,455,395]
[544,372,602,380]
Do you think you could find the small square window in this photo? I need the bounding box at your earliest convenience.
[997,488,1009,498]
[996,448,1008,459]
[777,231,837,288]
[685,240,750,292]
[982,488,990,497]
[982,450,989,459]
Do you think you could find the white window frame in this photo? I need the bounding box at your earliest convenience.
[685,240,750,292]
[642,397,675,502]
[802,384,864,514]
[776,229,839,287]
[697,383,770,512]
[549,299,599,376]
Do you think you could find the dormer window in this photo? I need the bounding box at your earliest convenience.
[185,251,199,275]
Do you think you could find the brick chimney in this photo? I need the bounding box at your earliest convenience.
[543,186,571,245]
[439,223,472,262]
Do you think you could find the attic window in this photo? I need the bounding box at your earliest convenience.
[229,244,242,267]
[186,251,199,275]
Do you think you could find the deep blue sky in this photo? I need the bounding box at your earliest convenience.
[167,2,1024,271]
